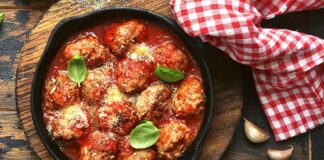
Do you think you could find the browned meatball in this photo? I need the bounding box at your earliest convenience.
[82,64,114,105]
[80,131,118,160]
[135,82,171,120]
[126,43,152,62]
[152,42,189,71]
[47,103,91,140]
[118,136,156,160]
[156,121,190,159]
[105,20,148,56]
[44,71,79,108]
[172,76,205,117]
[63,33,111,68]
[123,149,156,160]
[115,58,153,93]
[103,85,129,105]
[95,102,138,135]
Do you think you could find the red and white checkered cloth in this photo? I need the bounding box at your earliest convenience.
[170,0,324,141]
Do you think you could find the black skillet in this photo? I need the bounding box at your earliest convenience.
[31,7,214,160]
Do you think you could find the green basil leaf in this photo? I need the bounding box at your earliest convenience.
[140,120,153,124]
[129,121,160,149]
[0,13,4,25]
[154,65,185,83]
[67,55,87,87]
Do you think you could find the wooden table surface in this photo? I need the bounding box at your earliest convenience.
[0,0,323,159]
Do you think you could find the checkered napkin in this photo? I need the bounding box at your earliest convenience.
[170,0,324,141]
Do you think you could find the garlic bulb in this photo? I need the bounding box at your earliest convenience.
[243,118,270,143]
[267,146,293,160]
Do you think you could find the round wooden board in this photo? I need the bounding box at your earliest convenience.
[16,0,243,159]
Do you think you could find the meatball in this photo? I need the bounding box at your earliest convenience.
[103,85,128,105]
[63,34,112,68]
[152,42,189,71]
[172,76,205,116]
[95,102,138,135]
[123,149,156,160]
[118,137,156,160]
[44,71,79,108]
[126,43,152,62]
[49,103,91,140]
[135,82,171,120]
[82,64,114,105]
[115,58,153,93]
[117,136,134,159]
[156,121,190,159]
[80,131,118,160]
[105,20,148,56]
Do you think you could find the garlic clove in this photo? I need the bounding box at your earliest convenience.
[267,145,293,160]
[243,118,270,143]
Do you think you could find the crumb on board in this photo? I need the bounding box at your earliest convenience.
[73,0,132,9]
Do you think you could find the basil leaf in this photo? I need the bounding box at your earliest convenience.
[154,65,185,83]
[0,13,4,25]
[129,121,160,149]
[67,55,87,87]
[140,120,153,124]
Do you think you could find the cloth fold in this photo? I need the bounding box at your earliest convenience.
[170,0,324,141]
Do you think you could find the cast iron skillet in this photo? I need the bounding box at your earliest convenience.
[31,7,214,160]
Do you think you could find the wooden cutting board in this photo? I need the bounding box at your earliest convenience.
[15,0,243,159]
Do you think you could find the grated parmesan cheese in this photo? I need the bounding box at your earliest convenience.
[126,43,153,62]
[104,85,126,104]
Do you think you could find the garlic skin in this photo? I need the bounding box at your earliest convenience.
[267,146,293,160]
[243,118,270,143]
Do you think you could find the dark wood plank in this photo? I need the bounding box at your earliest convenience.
[0,4,49,159]
[0,0,53,9]
[260,10,310,33]
[308,8,324,160]
[0,9,45,111]
[199,44,243,160]
[308,8,324,44]
[0,111,39,159]
[310,127,324,160]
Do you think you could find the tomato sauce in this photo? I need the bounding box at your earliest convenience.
[43,18,204,160]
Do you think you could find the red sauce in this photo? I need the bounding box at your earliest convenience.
[43,19,204,160]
